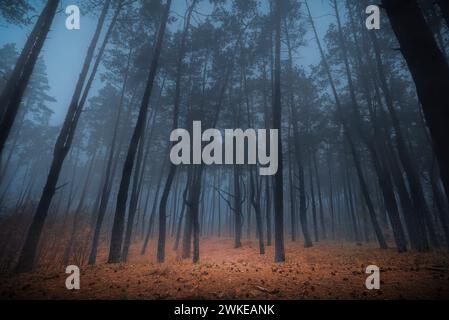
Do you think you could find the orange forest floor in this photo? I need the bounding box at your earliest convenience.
[1,237,449,300]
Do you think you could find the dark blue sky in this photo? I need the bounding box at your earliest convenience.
[0,0,336,125]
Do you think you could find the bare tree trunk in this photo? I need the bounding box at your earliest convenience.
[181,167,203,262]
[262,54,272,248]
[265,178,272,246]
[233,166,243,248]
[182,186,193,258]
[122,85,163,259]
[15,0,111,273]
[191,168,203,263]
[430,159,449,250]
[218,171,222,237]
[88,46,133,266]
[368,26,435,250]
[273,0,285,262]
[343,150,359,243]
[347,0,425,250]
[383,0,449,207]
[250,168,265,254]
[121,126,146,262]
[63,151,97,265]
[305,0,387,249]
[333,0,407,252]
[327,152,335,239]
[291,111,312,248]
[156,0,196,263]
[174,172,190,251]
[313,151,326,239]
[0,0,59,156]
[108,0,171,263]
[287,143,296,242]
[141,158,167,255]
[308,153,319,242]
[171,174,182,237]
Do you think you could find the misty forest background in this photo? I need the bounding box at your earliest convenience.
[0,0,449,274]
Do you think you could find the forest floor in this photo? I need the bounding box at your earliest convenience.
[1,238,449,300]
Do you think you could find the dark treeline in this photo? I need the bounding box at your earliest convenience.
[0,0,448,272]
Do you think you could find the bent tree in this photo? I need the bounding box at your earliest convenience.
[0,0,59,157]
[14,0,112,273]
[108,0,172,264]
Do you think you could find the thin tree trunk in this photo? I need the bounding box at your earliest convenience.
[141,158,167,255]
[313,151,326,239]
[15,0,111,273]
[121,125,147,262]
[291,113,312,248]
[0,0,59,155]
[430,160,449,250]
[88,46,133,266]
[174,172,190,251]
[108,0,171,263]
[368,25,435,250]
[250,168,265,254]
[333,0,407,252]
[347,0,425,250]
[265,178,272,246]
[288,142,296,242]
[156,0,196,263]
[305,0,387,249]
[272,0,285,263]
[327,151,335,239]
[308,153,319,242]
[343,150,359,243]
[233,166,243,248]
[181,183,193,258]
[63,150,97,265]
